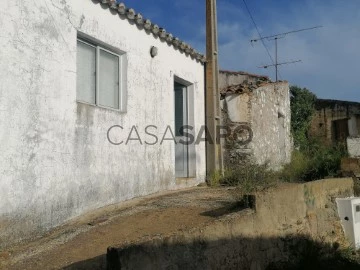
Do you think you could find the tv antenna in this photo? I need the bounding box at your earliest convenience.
[251,26,323,81]
[259,60,302,69]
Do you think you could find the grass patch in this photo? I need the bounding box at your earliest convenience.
[220,162,277,193]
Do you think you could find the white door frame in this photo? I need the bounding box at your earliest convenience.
[174,76,196,178]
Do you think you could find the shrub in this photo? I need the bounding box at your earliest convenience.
[279,150,310,182]
[279,142,347,182]
[209,161,278,199]
[287,85,347,182]
[208,170,223,187]
[302,142,347,181]
[290,86,317,150]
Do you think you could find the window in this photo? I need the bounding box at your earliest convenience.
[76,38,127,111]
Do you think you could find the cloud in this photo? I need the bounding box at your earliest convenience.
[216,0,360,101]
[121,0,359,101]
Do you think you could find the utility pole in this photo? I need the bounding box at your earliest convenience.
[275,37,278,81]
[205,0,223,177]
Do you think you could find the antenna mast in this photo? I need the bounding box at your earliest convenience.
[251,26,323,81]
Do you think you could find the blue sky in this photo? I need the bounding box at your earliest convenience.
[120,1,360,101]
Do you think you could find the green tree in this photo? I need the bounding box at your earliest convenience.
[290,86,317,149]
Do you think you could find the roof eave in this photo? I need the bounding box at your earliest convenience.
[95,0,206,64]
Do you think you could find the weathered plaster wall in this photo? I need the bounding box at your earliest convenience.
[223,94,250,123]
[0,0,206,247]
[250,82,292,168]
[107,178,354,269]
[221,81,291,169]
[347,138,360,158]
[309,99,360,145]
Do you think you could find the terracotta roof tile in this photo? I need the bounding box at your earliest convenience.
[95,1,206,63]
[220,80,270,97]
[220,70,269,80]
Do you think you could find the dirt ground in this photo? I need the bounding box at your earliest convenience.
[1,187,238,270]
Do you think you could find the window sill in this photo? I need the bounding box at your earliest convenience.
[76,100,126,113]
[176,177,197,182]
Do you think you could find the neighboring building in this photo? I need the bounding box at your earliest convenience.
[0,0,206,247]
[309,99,360,157]
[219,71,292,169]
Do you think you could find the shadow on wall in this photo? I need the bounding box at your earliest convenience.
[63,234,360,270]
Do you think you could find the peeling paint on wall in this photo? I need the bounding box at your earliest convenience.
[220,72,292,169]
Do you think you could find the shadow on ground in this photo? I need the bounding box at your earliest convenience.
[63,234,360,270]
[200,195,256,218]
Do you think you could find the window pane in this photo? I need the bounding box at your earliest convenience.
[99,49,119,109]
[77,41,96,104]
[174,83,185,136]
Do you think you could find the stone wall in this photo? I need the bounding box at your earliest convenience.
[107,178,354,269]
[309,99,360,145]
[341,158,360,177]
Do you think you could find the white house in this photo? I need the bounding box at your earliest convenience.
[0,0,206,247]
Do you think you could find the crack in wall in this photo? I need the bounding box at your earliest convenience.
[43,0,73,53]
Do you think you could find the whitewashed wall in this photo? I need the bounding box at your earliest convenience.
[0,0,206,247]
[347,138,360,158]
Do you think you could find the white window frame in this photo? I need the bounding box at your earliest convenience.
[76,37,127,112]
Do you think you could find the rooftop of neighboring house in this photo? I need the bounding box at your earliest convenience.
[219,70,289,98]
[220,70,270,80]
[220,81,269,98]
[95,1,206,63]
[315,99,360,110]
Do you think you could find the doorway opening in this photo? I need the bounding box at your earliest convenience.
[174,79,196,178]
